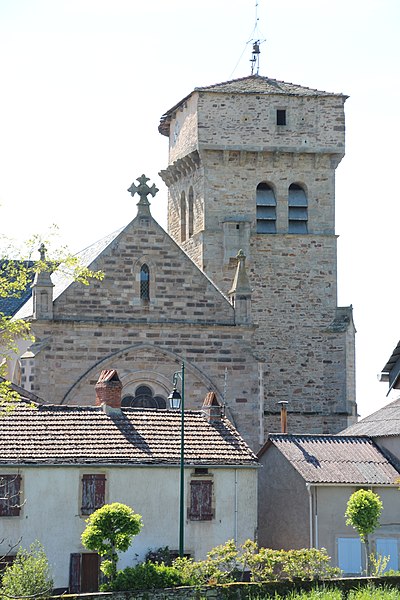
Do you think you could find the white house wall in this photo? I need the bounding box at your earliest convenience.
[0,465,257,588]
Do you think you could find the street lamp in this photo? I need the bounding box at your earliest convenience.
[168,362,185,557]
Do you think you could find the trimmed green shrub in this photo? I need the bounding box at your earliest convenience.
[102,561,190,591]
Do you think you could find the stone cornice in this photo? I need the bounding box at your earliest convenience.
[158,150,201,186]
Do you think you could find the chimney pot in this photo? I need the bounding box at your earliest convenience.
[202,391,222,423]
[95,370,122,411]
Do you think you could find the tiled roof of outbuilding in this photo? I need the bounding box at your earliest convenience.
[261,434,400,485]
[340,398,400,437]
[0,403,258,467]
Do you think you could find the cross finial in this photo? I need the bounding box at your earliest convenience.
[38,243,47,261]
[127,174,159,206]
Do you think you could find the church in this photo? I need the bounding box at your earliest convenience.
[7,73,357,451]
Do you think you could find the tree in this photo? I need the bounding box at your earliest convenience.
[0,541,53,599]
[345,489,383,575]
[81,502,143,582]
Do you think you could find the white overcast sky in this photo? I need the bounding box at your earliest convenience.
[0,0,399,419]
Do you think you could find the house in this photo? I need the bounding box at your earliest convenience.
[4,72,357,451]
[257,433,400,574]
[0,370,258,592]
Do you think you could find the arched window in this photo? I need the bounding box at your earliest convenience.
[188,187,194,238]
[256,183,276,233]
[122,385,167,409]
[180,191,187,241]
[288,184,308,233]
[140,264,150,301]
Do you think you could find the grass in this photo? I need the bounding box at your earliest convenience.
[247,586,400,599]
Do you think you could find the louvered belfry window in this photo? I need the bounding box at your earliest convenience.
[288,183,308,233]
[140,264,150,301]
[256,183,276,233]
[0,475,21,516]
[81,474,106,515]
[189,480,213,521]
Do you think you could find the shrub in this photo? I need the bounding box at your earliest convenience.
[103,561,190,591]
[145,546,175,566]
[0,541,53,600]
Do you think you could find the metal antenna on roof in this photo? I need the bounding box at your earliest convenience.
[229,0,266,78]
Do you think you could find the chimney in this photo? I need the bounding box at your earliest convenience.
[278,400,288,434]
[95,370,122,413]
[202,392,223,423]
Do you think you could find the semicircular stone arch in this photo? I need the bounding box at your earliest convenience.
[61,343,224,412]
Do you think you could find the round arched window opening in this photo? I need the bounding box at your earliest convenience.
[122,385,166,409]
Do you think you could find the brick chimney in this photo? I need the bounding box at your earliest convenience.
[202,391,223,423]
[95,370,122,413]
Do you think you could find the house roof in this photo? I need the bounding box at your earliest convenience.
[0,403,258,467]
[340,397,400,437]
[159,75,346,135]
[379,340,400,393]
[260,434,400,485]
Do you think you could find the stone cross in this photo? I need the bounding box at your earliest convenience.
[38,243,47,261]
[127,174,159,206]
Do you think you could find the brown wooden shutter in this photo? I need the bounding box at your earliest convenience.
[0,475,21,516]
[189,480,213,521]
[81,474,105,515]
[69,553,81,593]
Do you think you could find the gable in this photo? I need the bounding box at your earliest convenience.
[19,214,235,325]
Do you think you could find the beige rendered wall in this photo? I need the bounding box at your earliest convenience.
[0,465,257,589]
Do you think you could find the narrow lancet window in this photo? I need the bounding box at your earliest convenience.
[256,183,276,233]
[288,184,308,233]
[180,191,187,241]
[140,264,150,301]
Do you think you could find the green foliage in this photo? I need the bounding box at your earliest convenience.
[172,540,339,586]
[345,490,383,542]
[81,502,143,581]
[0,541,53,599]
[369,553,390,577]
[102,561,190,592]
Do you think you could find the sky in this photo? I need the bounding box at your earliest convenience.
[0,0,399,419]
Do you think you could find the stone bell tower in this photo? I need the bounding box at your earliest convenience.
[159,74,357,434]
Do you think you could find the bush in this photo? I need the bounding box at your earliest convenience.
[145,546,176,566]
[0,541,53,599]
[172,540,340,586]
[102,561,190,591]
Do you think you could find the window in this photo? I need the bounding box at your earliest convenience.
[337,537,362,575]
[140,264,150,301]
[0,475,21,516]
[288,183,308,233]
[256,183,276,233]
[81,474,105,515]
[188,187,194,238]
[180,191,186,241]
[69,553,100,593]
[189,480,213,521]
[376,538,399,572]
[122,385,166,409]
[276,109,286,126]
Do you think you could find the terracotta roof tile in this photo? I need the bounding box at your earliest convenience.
[0,404,258,467]
[265,434,400,485]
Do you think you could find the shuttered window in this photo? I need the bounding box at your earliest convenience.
[189,480,213,521]
[337,537,362,575]
[0,475,21,516]
[256,183,276,233]
[376,538,399,572]
[81,474,106,515]
[288,184,308,233]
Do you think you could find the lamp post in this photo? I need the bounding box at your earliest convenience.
[168,362,185,557]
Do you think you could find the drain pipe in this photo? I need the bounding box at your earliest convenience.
[306,483,313,548]
[234,469,238,544]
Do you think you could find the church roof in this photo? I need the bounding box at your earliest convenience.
[194,74,344,97]
[259,434,400,485]
[159,74,346,135]
[340,397,400,437]
[13,226,124,320]
[0,402,258,467]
